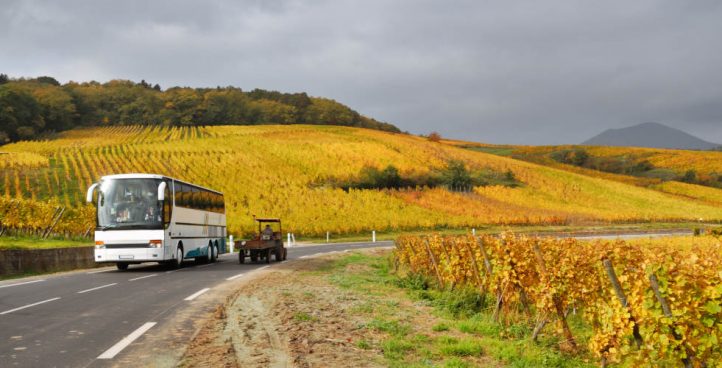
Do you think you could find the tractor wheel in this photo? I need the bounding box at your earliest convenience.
[274,247,282,262]
[282,248,287,261]
[265,249,271,264]
[250,250,258,262]
[239,250,245,264]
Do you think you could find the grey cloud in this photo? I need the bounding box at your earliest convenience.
[2,0,722,144]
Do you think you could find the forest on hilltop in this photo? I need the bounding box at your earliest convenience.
[0,74,399,143]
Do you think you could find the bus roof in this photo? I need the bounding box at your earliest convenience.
[100,173,223,195]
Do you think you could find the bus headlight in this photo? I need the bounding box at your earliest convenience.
[95,241,105,249]
[149,240,163,248]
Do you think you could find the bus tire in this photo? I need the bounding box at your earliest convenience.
[116,263,129,271]
[211,242,218,263]
[173,246,184,269]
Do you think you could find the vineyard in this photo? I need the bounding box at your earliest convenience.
[1,125,722,238]
[394,234,722,367]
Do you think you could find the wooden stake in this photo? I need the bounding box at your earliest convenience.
[649,273,694,368]
[423,238,443,287]
[601,258,643,348]
[533,242,577,350]
[463,240,483,287]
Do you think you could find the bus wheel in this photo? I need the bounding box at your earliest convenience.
[173,247,184,269]
[211,244,218,263]
[116,263,129,271]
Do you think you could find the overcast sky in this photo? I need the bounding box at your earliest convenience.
[2,0,722,144]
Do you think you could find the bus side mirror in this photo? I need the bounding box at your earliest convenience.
[158,182,167,201]
[86,183,99,203]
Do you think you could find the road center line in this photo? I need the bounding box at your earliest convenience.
[225,273,245,281]
[97,322,157,360]
[0,279,46,289]
[128,274,158,282]
[184,288,210,301]
[77,283,117,294]
[0,297,61,315]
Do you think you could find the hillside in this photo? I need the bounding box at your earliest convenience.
[0,76,399,144]
[582,122,720,150]
[1,125,722,237]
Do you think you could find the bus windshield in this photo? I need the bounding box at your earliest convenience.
[97,178,163,230]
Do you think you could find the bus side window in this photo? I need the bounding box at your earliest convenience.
[174,182,183,207]
[191,186,200,210]
[163,183,172,226]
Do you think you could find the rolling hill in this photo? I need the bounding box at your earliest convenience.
[582,122,720,150]
[1,125,721,237]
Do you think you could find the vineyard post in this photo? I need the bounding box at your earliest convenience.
[532,242,576,350]
[43,206,65,239]
[649,273,695,368]
[601,258,643,348]
[41,206,62,238]
[423,238,443,287]
[462,240,483,289]
[441,238,457,288]
[501,238,532,316]
[475,236,493,276]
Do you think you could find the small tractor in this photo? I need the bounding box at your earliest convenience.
[238,217,287,264]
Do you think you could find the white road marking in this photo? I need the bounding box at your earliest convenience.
[0,297,61,315]
[256,266,269,271]
[184,288,210,301]
[165,270,177,274]
[128,274,157,282]
[225,273,245,281]
[0,279,46,289]
[299,255,312,259]
[77,283,117,294]
[97,322,156,359]
[196,263,215,268]
[86,268,114,274]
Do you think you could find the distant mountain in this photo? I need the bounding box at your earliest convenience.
[582,122,720,150]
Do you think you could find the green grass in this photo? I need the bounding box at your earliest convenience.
[460,145,516,156]
[0,235,91,250]
[321,251,597,368]
[293,312,318,322]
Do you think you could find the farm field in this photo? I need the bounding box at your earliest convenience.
[395,233,722,367]
[1,125,722,238]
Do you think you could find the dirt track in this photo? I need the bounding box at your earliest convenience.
[179,253,385,368]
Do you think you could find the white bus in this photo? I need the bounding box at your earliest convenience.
[86,174,226,270]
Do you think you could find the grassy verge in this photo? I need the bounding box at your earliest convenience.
[0,235,91,250]
[295,222,709,244]
[317,251,598,367]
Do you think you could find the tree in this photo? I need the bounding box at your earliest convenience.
[441,160,473,191]
[0,74,8,84]
[681,170,697,183]
[35,76,60,86]
[428,132,441,142]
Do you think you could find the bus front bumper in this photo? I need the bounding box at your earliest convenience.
[95,248,164,263]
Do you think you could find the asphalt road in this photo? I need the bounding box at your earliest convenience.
[0,241,393,368]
